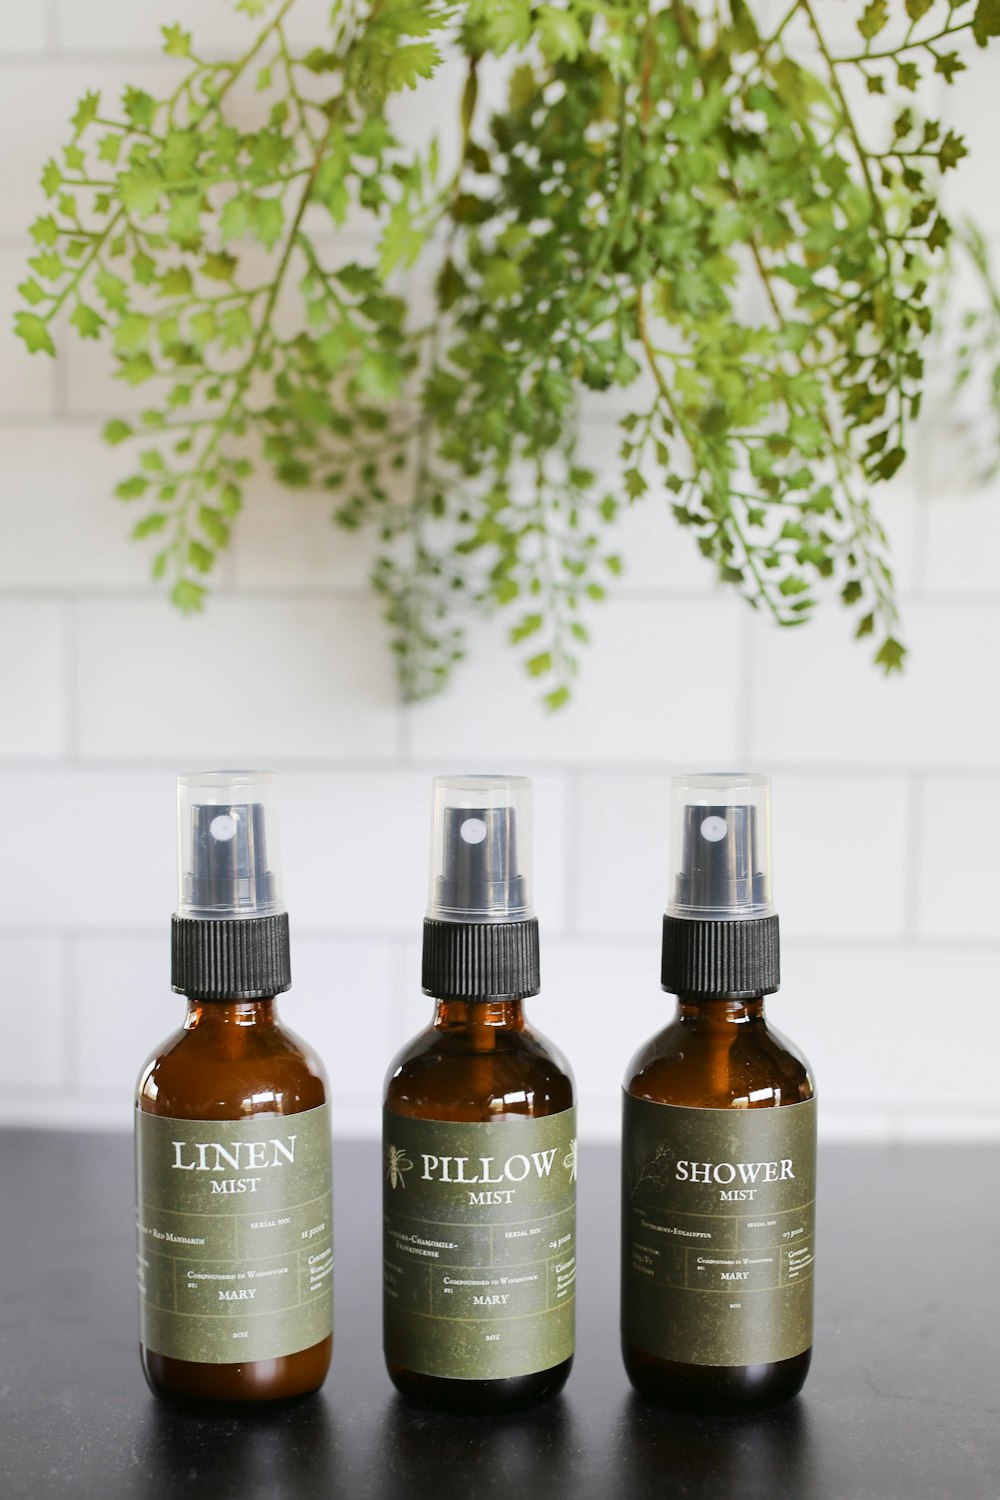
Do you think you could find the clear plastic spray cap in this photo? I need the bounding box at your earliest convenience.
[427,775,533,923]
[177,770,284,919]
[667,772,774,921]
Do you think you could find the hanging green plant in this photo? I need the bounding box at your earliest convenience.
[14,0,1000,703]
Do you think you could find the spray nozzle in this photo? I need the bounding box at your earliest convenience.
[668,773,774,921]
[177,771,283,919]
[427,776,533,923]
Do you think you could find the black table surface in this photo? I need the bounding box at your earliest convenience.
[0,1132,997,1500]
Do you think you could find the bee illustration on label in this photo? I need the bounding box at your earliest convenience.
[385,1144,413,1190]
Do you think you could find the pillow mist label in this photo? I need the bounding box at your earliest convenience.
[383,1108,577,1380]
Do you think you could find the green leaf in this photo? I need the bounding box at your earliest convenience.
[188,540,214,573]
[537,5,586,61]
[115,474,149,500]
[123,87,156,130]
[132,252,157,287]
[510,613,543,644]
[162,23,192,58]
[937,131,968,172]
[18,278,47,307]
[933,50,965,83]
[171,578,206,611]
[119,165,162,218]
[874,637,906,673]
[103,418,133,446]
[117,352,156,386]
[526,651,552,677]
[202,251,238,282]
[41,159,62,198]
[70,302,104,339]
[219,305,253,349]
[30,215,59,247]
[219,483,242,516]
[220,195,251,243]
[14,311,55,356]
[97,132,123,165]
[71,90,100,134]
[857,2,889,40]
[385,42,441,93]
[132,513,168,538]
[30,251,64,283]
[167,193,204,248]
[158,265,193,298]
[95,268,129,312]
[114,314,152,355]
[624,468,647,499]
[317,324,358,371]
[249,196,284,250]
[354,351,404,401]
[973,0,1000,46]
[481,258,522,302]
[379,205,425,276]
[199,506,230,546]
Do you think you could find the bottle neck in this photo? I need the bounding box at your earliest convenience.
[432,998,526,1034]
[675,995,766,1026]
[183,997,278,1029]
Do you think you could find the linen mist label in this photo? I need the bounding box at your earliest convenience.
[383,1108,577,1380]
[135,1104,333,1364]
[622,1096,816,1367]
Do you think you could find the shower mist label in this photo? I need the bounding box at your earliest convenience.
[622,1095,816,1366]
[135,1104,333,1364]
[382,1108,577,1380]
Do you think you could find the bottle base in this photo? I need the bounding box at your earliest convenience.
[386,1356,572,1414]
[622,1343,810,1413]
[141,1335,332,1405]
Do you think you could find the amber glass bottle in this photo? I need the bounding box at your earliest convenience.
[135,772,333,1405]
[621,774,817,1413]
[383,776,577,1414]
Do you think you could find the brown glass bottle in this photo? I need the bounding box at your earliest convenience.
[622,994,814,1411]
[137,996,332,1404]
[622,772,816,1412]
[384,996,574,1413]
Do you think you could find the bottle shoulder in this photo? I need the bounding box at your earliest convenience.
[385,1019,574,1121]
[136,1012,327,1120]
[624,1011,815,1109]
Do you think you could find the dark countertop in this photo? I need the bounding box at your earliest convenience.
[0,1133,997,1500]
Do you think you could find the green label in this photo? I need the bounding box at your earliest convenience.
[382,1108,577,1380]
[135,1104,333,1364]
[622,1095,816,1367]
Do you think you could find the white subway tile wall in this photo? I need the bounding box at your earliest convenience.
[0,3,997,1140]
